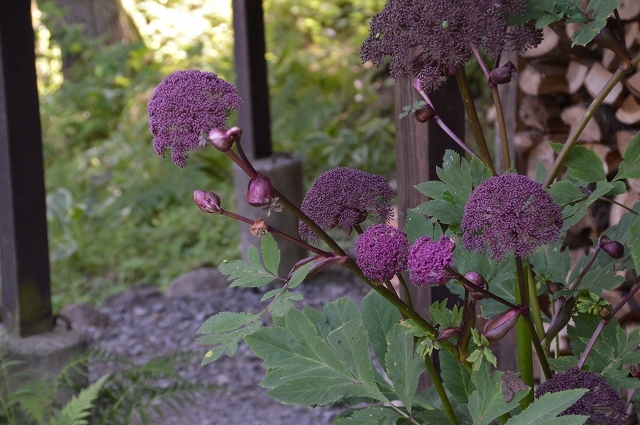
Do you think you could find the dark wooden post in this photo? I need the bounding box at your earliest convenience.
[395,76,464,388]
[0,0,54,337]
[395,77,465,315]
[232,0,272,159]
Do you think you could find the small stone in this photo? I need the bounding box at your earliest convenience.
[166,268,228,298]
[58,303,109,329]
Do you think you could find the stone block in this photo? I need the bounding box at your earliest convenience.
[0,325,88,404]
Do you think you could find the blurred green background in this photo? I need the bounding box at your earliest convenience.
[32,0,397,310]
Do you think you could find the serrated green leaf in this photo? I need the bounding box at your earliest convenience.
[324,297,362,330]
[470,155,492,187]
[628,217,640,272]
[197,311,259,335]
[247,245,263,269]
[572,19,607,45]
[440,349,472,405]
[588,0,618,18]
[328,319,385,401]
[360,290,401,370]
[246,307,386,406]
[269,292,303,317]
[429,300,463,328]
[505,389,588,425]
[219,258,275,288]
[548,181,586,206]
[615,132,640,180]
[288,261,312,289]
[530,241,571,285]
[538,416,588,425]
[261,288,282,302]
[385,323,426,414]
[405,210,442,243]
[261,232,280,275]
[549,143,606,182]
[467,365,527,425]
[332,407,403,425]
[561,181,613,230]
[418,199,464,227]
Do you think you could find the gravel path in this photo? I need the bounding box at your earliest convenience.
[83,270,370,425]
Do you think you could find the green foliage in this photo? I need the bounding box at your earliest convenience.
[0,350,206,425]
[504,389,588,425]
[513,0,618,46]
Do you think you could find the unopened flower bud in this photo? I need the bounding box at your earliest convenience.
[464,271,487,300]
[437,327,461,341]
[208,126,242,152]
[489,61,517,85]
[246,173,276,207]
[601,241,624,259]
[483,308,521,341]
[631,365,640,379]
[194,190,222,213]
[414,105,436,123]
[546,280,563,294]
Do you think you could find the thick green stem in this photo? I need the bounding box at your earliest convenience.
[526,265,545,342]
[343,259,461,362]
[455,70,496,175]
[424,354,459,425]
[469,43,511,168]
[516,257,552,381]
[544,53,640,188]
[397,273,414,310]
[491,87,511,168]
[515,265,534,408]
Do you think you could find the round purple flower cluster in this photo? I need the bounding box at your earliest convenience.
[298,167,394,243]
[360,0,540,92]
[407,236,455,286]
[356,224,409,281]
[148,70,242,167]
[535,368,626,425]
[462,174,562,261]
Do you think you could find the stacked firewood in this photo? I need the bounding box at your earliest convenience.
[513,8,640,231]
[507,6,640,328]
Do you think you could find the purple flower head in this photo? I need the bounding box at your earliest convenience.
[298,167,394,242]
[462,174,562,261]
[360,0,541,92]
[148,70,242,167]
[408,236,455,286]
[356,224,409,281]
[535,368,626,425]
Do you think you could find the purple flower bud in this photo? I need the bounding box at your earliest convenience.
[414,105,436,123]
[464,271,488,300]
[483,308,521,341]
[437,327,461,341]
[408,236,455,286]
[632,365,640,379]
[490,61,517,85]
[246,173,276,207]
[194,190,222,214]
[601,241,624,259]
[208,127,242,152]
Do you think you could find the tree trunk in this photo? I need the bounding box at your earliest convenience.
[41,0,141,77]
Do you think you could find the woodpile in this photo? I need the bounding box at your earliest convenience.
[510,17,640,233]
[503,11,640,324]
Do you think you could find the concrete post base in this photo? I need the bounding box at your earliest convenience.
[233,153,306,276]
[0,325,88,404]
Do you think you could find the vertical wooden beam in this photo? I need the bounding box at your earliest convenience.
[232,0,272,159]
[0,0,54,336]
[395,75,464,387]
[395,76,465,316]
